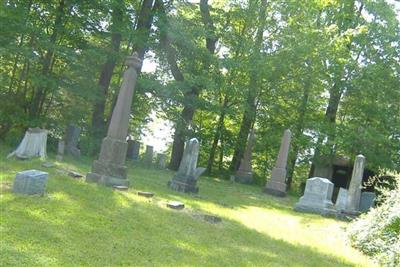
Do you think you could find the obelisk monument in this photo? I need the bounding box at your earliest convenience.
[86,53,141,187]
[264,129,292,197]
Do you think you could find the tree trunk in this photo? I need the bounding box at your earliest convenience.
[229,0,268,172]
[29,0,65,118]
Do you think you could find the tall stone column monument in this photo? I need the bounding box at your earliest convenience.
[86,53,141,187]
[344,154,366,213]
[264,129,292,197]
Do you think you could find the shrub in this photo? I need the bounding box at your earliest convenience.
[348,173,400,267]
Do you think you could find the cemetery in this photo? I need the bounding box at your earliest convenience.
[1,0,399,266]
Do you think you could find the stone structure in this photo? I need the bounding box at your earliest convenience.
[143,145,154,167]
[335,187,348,211]
[264,129,292,197]
[157,153,167,169]
[13,170,48,195]
[360,192,376,212]
[234,129,255,184]
[168,138,206,193]
[344,155,366,213]
[294,177,336,215]
[126,139,141,161]
[65,125,81,158]
[56,139,64,161]
[86,53,141,187]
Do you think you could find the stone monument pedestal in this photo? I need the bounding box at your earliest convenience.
[234,170,253,184]
[263,167,287,197]
[168,176,199,193]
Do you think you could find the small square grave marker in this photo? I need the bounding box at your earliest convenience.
[13,169,48,195]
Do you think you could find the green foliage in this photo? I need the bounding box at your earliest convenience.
[348,173,400,266]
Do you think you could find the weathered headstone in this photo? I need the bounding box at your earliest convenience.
[56,140,64,161]
[359,191,376,212]
[264,129,292,197]
[143,145,154,167]
[156,153,167,169]
[168,138,206,193]
[13,170,48,195]
[126,139,135,159]
[233,129,255,184]
[65,125,81,158]
[131,140,140,161]
[344,155,366,213]
[294,177,336,215]
[335,187,348,211]
[86,53,142,187]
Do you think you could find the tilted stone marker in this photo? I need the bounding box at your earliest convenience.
[156,153,167,169]
[344,155,366,213]
[335,187,348,211]
[168,138,206,193]
[294,177,336,215]
[143,145,154,167]
[167,201,185,210]
[264,129,292,197]
[56,139,64,161]
[359,191,376,212]
[234,129,255,184]
[86,53,142,187]
[65,125,81,158]
[13,170,48,195]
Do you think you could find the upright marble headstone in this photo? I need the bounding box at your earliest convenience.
[157,153,167,169]
[56,139,65,161]
[359,191,376,212]
[65,125,81,158]
[168,138,206,193]
[13,169,48,195]
[294,177,336,215]
[335,187,348,211]
[86,53,142,187]
[264,129,292,197]
[143,145,153,167]
[234,129,255,184]
[344,154,366,213]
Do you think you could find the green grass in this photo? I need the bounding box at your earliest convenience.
[0,145,375,266]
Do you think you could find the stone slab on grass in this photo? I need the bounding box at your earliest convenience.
[167,201,185,210]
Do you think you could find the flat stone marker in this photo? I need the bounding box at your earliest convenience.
[13,169,48,195]
[16,155,30,161]
[138,191,154,198]
[41,162,55,168]
[203,215,222,224]
[113,185,129,191]
[167,201,185,210]
[294,177,336,215]
[67,170,83,178]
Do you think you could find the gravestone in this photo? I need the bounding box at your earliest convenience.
[131,141,140,161]
[344,155,366,213]
[264,129,292,197]
[157,153,167,169]
[294,177,336,215]
[138,191,154,198]
[13,170,48,195]
[167,201,185,210]
[126,139,135,159]
[335,187,348,211]
[234,129,255,184]
[86,53,142,187]
[56,140,64,161]
[360,192,376,212]
[168,138,206,193]
[65,125,81,158]
[143,145,154,167]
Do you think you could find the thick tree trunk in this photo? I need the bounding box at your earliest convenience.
[229,0,267,172]
[29,0,65,118]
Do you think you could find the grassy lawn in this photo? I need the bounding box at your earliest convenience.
[0,145,375,266]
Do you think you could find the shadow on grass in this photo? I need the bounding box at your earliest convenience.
[2,174,357,267]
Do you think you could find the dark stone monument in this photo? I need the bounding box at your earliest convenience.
[13,170,48,195]
[359,191,376,212]
[233,129,255,184]
[65,125,81,158]
[126,139,135,159]
[168,138,206,193]
[86,53,142,187]
[264,129,291,197]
